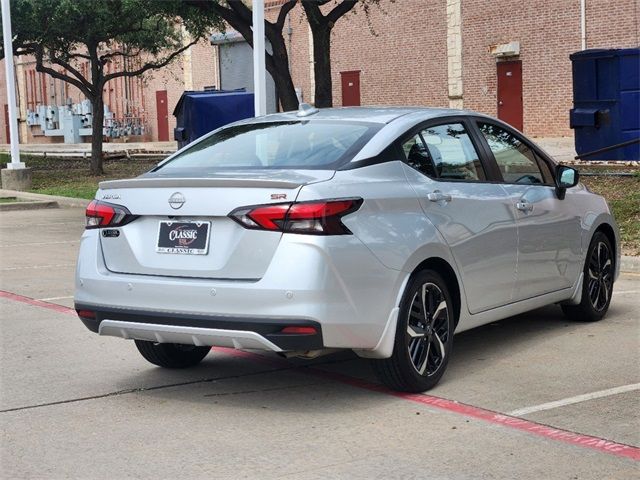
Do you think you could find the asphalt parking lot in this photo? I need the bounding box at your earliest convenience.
[1,206,638,479]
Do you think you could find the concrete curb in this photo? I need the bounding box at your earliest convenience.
[620,255,640,273]
[0,200,58,211]
[0,189,91,208]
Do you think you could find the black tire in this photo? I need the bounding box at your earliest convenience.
[371,270,455,392]
[561,231,614,322]
[134,340,210,368]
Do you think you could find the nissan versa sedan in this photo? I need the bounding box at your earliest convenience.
[75,106,620,392]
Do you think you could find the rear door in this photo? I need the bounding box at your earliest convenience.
[474,121,582,300]
[400,119,519,314]
[98,171,334,280]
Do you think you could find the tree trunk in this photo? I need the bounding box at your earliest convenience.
[90,95,105,175]
[311,26,333,108]
[266,41,299,111]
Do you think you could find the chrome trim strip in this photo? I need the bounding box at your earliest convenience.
[98,320,283,352]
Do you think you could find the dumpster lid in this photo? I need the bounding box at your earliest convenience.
[570,47,639,61]
[172,89,249,116]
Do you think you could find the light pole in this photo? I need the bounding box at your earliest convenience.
[252,0,267,117]
[1,0,24,169]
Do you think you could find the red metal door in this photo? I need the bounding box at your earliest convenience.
[155,90,169,141]
[340,71,361,107]
[497,61,523,131]
[4,104,10,143]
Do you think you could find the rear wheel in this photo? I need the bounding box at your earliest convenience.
[371,270,455,392]
[561,231,614,322]
[134,340,210,368]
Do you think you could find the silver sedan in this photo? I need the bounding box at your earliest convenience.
[75,106,619,392]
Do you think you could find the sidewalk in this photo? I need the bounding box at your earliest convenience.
[533,137,577,163]
[0,141,177,157]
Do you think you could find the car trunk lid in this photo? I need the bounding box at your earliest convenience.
[97,170,334,280]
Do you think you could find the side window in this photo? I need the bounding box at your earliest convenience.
[420,123,485,181]
[401,134,438,178]
[478,123,551,185]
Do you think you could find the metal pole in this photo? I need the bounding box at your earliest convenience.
[580,0,587,50]
[252,0,267,117]
[1,0,24,168]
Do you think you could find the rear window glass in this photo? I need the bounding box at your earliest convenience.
[155,120,380,171]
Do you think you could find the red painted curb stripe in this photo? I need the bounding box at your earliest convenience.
[218,347,640,462]
[2,290,638,461]
[0,290,76,316]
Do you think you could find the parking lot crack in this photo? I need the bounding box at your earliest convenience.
[0,358,349,414]
[203,381,320,397]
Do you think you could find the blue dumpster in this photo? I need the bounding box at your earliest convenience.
[173,89,254,149]
[570,48,639,161]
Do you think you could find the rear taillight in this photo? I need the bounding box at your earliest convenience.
[85,200,136,229]
[229,198,362,235]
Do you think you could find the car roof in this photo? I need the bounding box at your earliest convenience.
[236,106,474,125]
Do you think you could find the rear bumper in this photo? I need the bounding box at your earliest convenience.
[75,229,404,351]
[76,304,322,351]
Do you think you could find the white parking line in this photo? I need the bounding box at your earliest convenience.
[0,264,76,271]
[0,222,79,228]
[509,383,640,416]
[613,290,640,295]
[0,240,78,248]
[37,296,74,302]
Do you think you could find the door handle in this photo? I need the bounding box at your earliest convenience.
[516,201,533,212]
[427,191,452,203]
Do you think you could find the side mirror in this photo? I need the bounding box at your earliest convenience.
[555,165,579,199]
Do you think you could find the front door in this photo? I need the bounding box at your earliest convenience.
[155,90,169,141]
[476,121,582,300]
[497,61,523,131]
[400,120,518,314]
[340,71,361,106]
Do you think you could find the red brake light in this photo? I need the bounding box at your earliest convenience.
[280,326,317,335]
[229,198,362,235]
[85,200,135,229]
[247,204,290,231]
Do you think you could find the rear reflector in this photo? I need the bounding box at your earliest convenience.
[229,198,362,235]
[280,326,318,335]
[76,309,96,319]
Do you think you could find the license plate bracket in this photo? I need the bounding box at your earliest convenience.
[156,221,211,255]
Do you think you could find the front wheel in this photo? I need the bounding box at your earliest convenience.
[561,231,614,322]
[371,270,455,392]
[135,340,210,368]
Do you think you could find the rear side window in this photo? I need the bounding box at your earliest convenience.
[401,123,486,181]
[155,121,380,171]
[478,123,552,184]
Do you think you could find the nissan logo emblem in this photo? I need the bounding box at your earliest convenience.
[168,192,186,210]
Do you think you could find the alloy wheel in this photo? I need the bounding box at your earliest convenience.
[406,282,450,376]
[587,241,613,312]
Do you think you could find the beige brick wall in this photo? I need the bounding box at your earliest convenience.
[461,0,638,136]
[324,0,449,108]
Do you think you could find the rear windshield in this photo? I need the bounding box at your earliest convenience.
[155,120,380,171]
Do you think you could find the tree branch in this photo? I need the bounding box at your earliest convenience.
[33,47,93,98]
[326,0,358,25]
[49,53,93,90]
[103,39,198,82]
[275,0,297,29]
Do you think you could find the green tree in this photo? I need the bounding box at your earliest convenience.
[190,0,386,110]
[1,0,223,174]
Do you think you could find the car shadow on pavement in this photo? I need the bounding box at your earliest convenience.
[112,304,612,412]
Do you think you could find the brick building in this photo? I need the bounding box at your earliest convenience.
[0,0,638,144]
